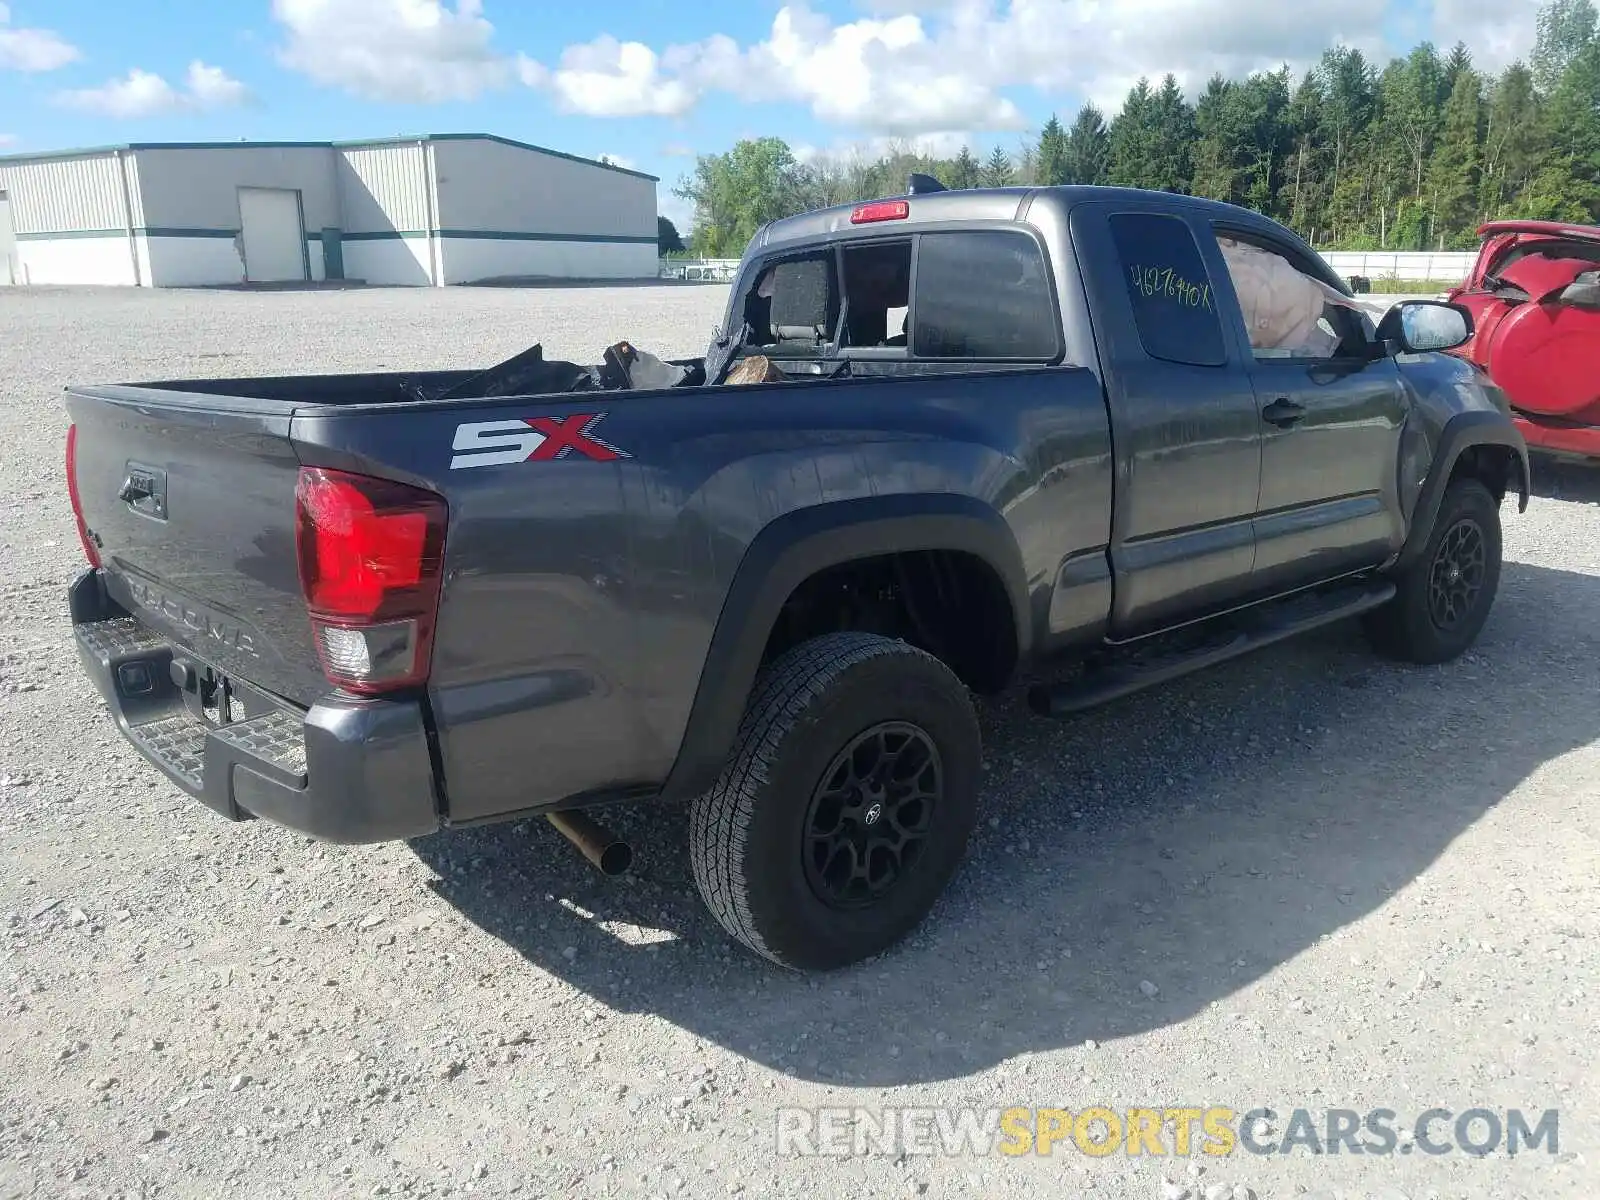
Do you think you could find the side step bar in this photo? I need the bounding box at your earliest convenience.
[1028,580,1397,717]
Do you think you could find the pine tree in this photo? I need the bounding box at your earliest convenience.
[1109,78,1156,187]
[1064,103,1111,185]
[1241,67,1292,215]
[1150,74,1197,191]
[948,145,982,189]
[1481,63,1542,216]
[1533,0,1598,93]
[1427,67,1484,243]
[1036,115,1070,185]
[1443,41,1475,94]
[1317,46,1376,240]
[1283,70,1327,233]
[981,145,1014,187]
[1403,44,1448,197]
[1191,75,1244,201]
[1529,39,1600,216]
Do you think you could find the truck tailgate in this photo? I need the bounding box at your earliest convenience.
[65,387,326,706]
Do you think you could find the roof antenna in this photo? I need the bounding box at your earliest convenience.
[907,172,946,195]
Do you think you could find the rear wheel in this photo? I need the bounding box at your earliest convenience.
[1365,478,1502,664]
[689,631,981,970]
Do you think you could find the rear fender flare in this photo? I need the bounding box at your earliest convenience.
[656,493,1029,804]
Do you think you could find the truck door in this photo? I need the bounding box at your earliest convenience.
[1201,224,1409,593]
[1068,201,1263,636]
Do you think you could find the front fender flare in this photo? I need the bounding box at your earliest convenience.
[657,492,1029,804]
[1396,410,1530,572]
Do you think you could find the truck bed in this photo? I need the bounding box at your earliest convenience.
[65,359,1116,826]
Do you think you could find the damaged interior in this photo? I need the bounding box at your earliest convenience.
[412,221,1374,407]
[404,225,1069,404]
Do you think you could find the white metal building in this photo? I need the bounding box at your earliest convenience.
[0,134,659,288]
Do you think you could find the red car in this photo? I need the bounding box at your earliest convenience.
[1445,220,1600,462]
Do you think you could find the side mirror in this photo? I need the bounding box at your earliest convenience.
[1375,300,1473,354]
[1558,270,1600,310]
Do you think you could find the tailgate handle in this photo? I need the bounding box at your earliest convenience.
[117,463,167,518]
[118,476,153,503]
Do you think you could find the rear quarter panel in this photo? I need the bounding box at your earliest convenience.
[295,366,1112,823]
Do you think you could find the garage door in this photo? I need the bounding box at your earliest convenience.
[238,188,306,283]
[0,192,17,286]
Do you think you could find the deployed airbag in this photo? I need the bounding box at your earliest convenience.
[1217,237,1361,357]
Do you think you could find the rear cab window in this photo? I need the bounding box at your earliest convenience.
[914,230,1059,360]
[730,225,1063,374]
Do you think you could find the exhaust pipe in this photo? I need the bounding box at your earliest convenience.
[546,810,633,876]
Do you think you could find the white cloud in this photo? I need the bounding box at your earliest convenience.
[793,131,979,163]
[55,62,252,118]
[524,6,1022,133]
[187,61,252,108]
[272,0,512,102]
[519,0,1460,135]
[0,132,15,147]
[593,151,638,170]
[1430,0,1539,75]
[521,36,696,117]
[0,2,80,72]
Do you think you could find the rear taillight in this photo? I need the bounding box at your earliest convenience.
[294,466,447,696]
[65,423,101,568]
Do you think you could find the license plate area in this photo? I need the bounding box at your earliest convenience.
[170,657,279,728]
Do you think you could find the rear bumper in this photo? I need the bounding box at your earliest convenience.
[1513,413,1600,462]
[69,569,441,844]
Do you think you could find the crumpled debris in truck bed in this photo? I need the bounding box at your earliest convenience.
[407,340,703,404]
[599,340,698,390]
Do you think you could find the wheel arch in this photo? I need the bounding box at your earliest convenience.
[657,493,1029,804]
[1396,412,1529,572]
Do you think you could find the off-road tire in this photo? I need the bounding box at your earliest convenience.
[1365,478,1502,664]
[688,631,981,971]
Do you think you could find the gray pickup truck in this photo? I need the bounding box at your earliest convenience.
[63,182,1529,971]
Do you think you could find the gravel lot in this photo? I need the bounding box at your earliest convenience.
[1,284,1596,1200]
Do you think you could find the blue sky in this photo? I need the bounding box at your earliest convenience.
[0,1,1542,230]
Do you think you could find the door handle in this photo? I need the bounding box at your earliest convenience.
[1261,397,1305,428]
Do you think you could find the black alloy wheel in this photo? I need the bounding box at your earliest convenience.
[1427,517,1487,632]
[801,721,942,909]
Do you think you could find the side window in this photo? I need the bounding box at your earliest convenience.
[912,230,1059,359]
[1213,233,1364,360]
[1107,213,1227,367]
[740,251,840,351]
[840,240,913,349]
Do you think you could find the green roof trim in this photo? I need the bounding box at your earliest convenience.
[341,229,658,244]
[0,134,659,182]
[436,229,659,244]
[14,227,241,240]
